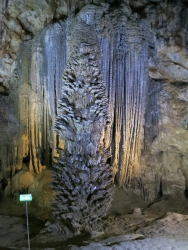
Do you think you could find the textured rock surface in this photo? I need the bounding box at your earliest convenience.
[2,188,188,249]
[70,237,188,250]
[96,4,149,186]
[51,8,114,238]
[1,0,188,205]
[0,20,68,203]
[0,215,26,247]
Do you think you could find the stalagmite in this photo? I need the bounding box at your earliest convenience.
[51,8,114,238]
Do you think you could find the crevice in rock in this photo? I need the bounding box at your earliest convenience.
[0,177,8,190]
[158,179,163,198]
[0,84,9,96]
[184,189,188,199]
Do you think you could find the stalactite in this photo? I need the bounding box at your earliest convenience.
[19,21,68,174]
[0,20,69,188]
[118,20,148,186]
[98,8,148,186]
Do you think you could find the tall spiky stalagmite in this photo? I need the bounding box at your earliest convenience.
[51,14,114,238]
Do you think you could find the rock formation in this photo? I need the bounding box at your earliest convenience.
[97,5,149,187]
[0,0,188,207]
[51,10,114,237]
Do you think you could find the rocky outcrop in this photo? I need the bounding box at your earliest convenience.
[135,0,188,200]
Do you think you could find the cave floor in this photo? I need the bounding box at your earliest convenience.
[1,188,188,249]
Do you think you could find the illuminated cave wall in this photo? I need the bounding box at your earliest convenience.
[1,1,188,203]
[97,8,149,186]
[0,21,68,202]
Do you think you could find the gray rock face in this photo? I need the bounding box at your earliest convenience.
[0,215,26,247]
[1,0,188,207]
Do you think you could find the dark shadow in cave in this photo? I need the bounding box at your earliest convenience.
[0,177,8,190]
[22,154,30,169]
[106,157,111,165]
[49,147,52,168]
[0,177,8,200]
[157,180,163,198]
[184,188,188,199]
[109,0,121,9]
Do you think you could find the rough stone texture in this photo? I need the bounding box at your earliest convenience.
[0,215,26,247]
[140,81,188,200]
[0,20,68,203]
[70,238,188,250]
[1,0,188,206]
[96,4,149,186]
[51,8,114,238]
[2,187,188,249]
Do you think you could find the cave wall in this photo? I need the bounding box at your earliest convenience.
[1,0,188,204]
[0,20,68,205]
